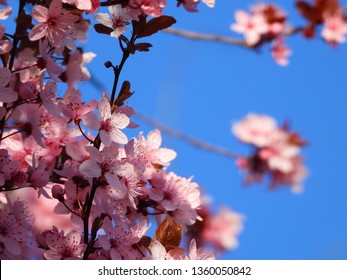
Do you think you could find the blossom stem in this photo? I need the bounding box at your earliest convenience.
[134,110,240,160]
[82,178,99,259]
[0,0,26,143]
[11,64,38,74]
[0,129,23,141]
[77,123,94,144]
[110,47,130,106]
[62,201,82,218]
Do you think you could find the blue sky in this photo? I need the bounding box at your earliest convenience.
[7,0,347,259]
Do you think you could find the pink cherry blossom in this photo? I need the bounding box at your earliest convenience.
[84,96,130,146]
[148,171,201,226]
[37,40,64,82]
[232,113,277,147]
[10,104,46,147]
[321,12,347,45]
[233,114,308,191]
[0,6,11,20]
[29,0,79,50]
[144,240,172,260]
[0,149,21,189]
[177,0,214,12]
[202,207,243,251]
[0,67,18,103]
[14,48,41,83]
[97,218,149,259]
[79,143,134,197]
[59,95,97,124]
[0,200,33,259]
[135,0,166,17]
[62,0,92,10]
[65,50,96,87]
[94,4,133,38]
[0,24,12,54]
[124,129,176,178]
[186,239,215,260]
[231,10,269,45]
[271,37,292,66]
[43,227,85,259]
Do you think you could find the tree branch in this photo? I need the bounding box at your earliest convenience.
[134,110,240,160]
[164,27,303,48]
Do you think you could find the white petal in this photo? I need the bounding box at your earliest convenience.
[0,88,18,103]
[94,13,113,28]
[98,96,111,119]
[147,129,162,149]
[109,128,128,144]
[79,160,102,178]
[81,112,100,130]
[100,130,112,147]
[111,113,130,129]
[0,67,11,87]
[155,148,177,163]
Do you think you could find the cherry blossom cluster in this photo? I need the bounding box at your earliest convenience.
[0,0,246,260]
[230,0,347,65]
[94,0,215,38]
[0,0,312,261]
[232,114,308,193]
[231,3,292,65]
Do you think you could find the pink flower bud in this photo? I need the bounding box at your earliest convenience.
[52,185,65,202]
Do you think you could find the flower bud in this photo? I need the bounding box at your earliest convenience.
[104,61,113,68]
[52,184,65,202]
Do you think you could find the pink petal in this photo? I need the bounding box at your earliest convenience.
[235,11,249,25]
[94,13,113,28]
[98,96,111,119]
[147,129,162,149]
[0,67,11,87]
[29,24,47,41]
[0,6,12,20]
[49,0,62,18]
[81,112,100,130]
[111,113,130,129]
[111,26,126,38]
[84,145,101,159]
[5,238,22,255]
[155,148,177,163]
[0,87,18,103]
[79,159,102,178]
[100,130,112,147]
[31,5,48,22]
[0,39,13,54]
[109,128,128,144]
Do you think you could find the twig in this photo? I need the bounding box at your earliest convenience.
[164,27,303,48]
[134,110,240,160]
[164,28,250,48]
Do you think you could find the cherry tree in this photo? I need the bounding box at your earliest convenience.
[0,0,343,260]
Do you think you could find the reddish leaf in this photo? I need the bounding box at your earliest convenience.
[154,217,182,251]
[136,16,176,39]
[113,81,134,108]
[132,15,147,38]
[94,23,113,35]
[134,43,153,52]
